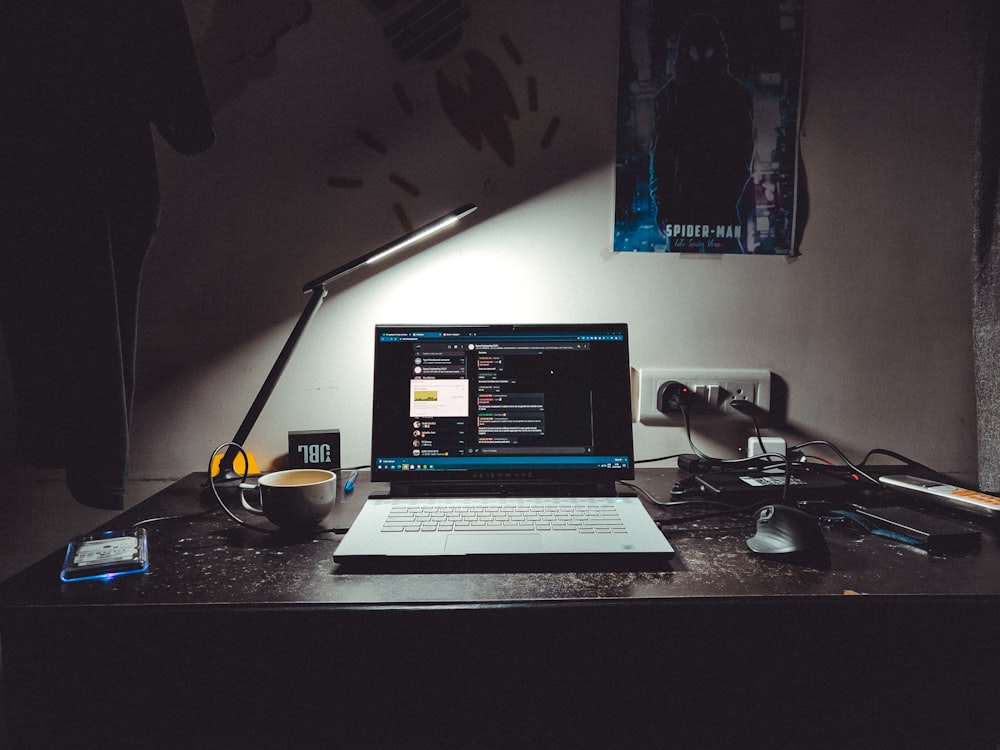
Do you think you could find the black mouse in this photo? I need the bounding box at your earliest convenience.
[746,504,830,566]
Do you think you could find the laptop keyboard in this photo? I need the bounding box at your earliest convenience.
[381,498,628,534]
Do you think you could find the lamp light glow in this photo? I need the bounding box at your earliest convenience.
[364,214,462,265]
[214,203,477,482]
[301,203,476,291]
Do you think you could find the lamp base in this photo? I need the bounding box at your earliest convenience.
[210,450,261,481]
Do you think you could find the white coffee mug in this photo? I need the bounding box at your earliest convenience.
[241,468,336,529]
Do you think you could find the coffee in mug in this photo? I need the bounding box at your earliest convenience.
[241,468,336,529]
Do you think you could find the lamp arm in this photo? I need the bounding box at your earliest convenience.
[212,203,476,483]
[301,203,477,291]
[215,285,327,481]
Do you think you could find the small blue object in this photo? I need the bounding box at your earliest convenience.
[344,470,358,492]
[830,510,922,547]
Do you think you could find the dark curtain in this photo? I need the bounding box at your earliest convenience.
[973,1,1000,491]
[0,0,214,508]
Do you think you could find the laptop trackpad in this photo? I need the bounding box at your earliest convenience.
[445,533,543,554]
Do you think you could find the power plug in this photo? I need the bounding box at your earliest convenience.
[747,436,786,459]
[656,381,693,414]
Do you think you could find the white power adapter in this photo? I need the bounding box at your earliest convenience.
[747,436,786,459]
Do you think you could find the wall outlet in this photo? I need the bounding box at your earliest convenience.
[631,368,772,426]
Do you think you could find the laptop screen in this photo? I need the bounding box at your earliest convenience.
[369,323,635,493]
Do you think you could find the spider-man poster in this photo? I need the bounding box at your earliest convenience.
[614,0,805,254]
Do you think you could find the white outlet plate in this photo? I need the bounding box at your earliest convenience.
[631,368,772,426]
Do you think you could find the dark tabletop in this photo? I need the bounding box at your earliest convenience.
[2,468,998,611]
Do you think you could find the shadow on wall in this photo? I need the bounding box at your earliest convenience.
[138,0,613,389]
[194,0,566,188]
[195,0,313,111]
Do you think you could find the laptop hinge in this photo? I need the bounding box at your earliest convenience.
[378,481,620,499]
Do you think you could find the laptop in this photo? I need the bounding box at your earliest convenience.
[332,323,674,571]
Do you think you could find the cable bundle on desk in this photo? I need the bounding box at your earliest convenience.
[632,395,947,531]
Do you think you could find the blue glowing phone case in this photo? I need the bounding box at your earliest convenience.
[60,528,149,582]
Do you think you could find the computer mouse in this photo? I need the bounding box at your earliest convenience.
[746,504,830,566]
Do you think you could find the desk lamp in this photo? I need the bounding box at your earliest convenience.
[213,203,478,482]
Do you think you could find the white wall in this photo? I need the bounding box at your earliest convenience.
[3,0,981,485]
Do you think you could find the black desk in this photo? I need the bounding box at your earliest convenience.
[2,469,999,749]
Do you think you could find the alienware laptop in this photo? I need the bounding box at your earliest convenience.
[332,323,674,571]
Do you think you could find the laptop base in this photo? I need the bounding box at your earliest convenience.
[333,550,674,574]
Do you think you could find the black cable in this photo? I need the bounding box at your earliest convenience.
[639,395,774,469]
[730,398,767,456]
[132,508,219,528]
[635,453,684,465]
[858,448,940,476]
[677,393,795,507]
[788,440,880,485]
[327,463,372,473]
[680,404,776,468]
[618,480,734,509]
[680,404,714,461]
[655,498,774,527]
[637,401,950,532]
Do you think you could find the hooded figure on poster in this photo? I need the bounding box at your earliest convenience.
[614,0,805,254]
[650,13,753,247]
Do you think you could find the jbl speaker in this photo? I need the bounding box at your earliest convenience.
[288,429,341,471]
